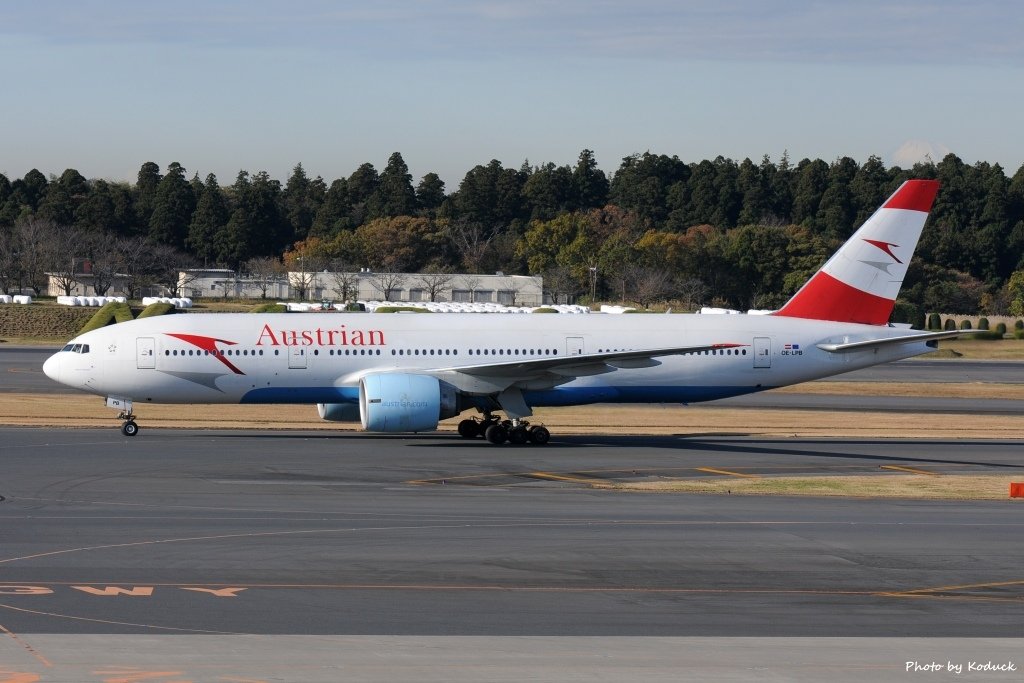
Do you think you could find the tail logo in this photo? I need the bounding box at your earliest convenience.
[862,239,903,264]
[860,239,903,274]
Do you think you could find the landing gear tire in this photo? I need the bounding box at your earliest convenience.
[457,419,480,439]
[508,427,529,445]
[121,420,139,437]
[485,424,508,445]
[528,425,550,445]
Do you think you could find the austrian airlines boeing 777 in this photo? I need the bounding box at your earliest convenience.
[44,179,960,444]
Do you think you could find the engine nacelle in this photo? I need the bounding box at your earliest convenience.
[317,402,361,422]
[359,373,461,433]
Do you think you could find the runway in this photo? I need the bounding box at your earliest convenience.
[2,427,1023,639]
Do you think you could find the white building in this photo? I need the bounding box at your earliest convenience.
[178,269,544,307]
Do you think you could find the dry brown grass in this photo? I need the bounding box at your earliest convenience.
[2,393,1022,439]
[616,475,1024,500]
[926,338,1024,359]
[774,381,1024,400]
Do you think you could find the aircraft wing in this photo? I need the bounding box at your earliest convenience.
[816,329,976,353]
[439,342,747,378]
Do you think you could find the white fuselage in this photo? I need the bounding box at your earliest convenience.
[43,311,933,409]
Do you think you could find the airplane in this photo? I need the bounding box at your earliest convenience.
[43,179,965,444]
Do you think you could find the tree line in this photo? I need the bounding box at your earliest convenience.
[2,150,1024,318]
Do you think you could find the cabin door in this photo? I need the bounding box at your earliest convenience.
[566,337,584,357]
[753,337,771,368]
[136,337,156,369]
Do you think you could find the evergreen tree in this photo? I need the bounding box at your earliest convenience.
[249,171,288,254]
[187,174,230,265]
[737,158,768,225]
[609,153,689,223]
[346,163,379,225]
[572,149,609,210]
[135,161,162,227]
[311,178,352,238]
[850,155,895,227]
[74,179,118,233]
[416,173,446,215]
[816,157,858,238]
[790,159,829,227]
[686,159,718,225]
[148,162,196,248]
[711,156,741,228]
[38,168,89,226]
[282,163,322,242]
[453,160,504,227]
[523,162,573,221]
[368,152,417,218]
[494,165,528,228]
[769,150,794,223]
[2,170,48,223]
[215,171,257,267]
[21,169,49,210]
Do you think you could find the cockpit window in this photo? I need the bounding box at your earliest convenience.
[71,344,82,353]
[62,343,74,352]
[80,344,90,354]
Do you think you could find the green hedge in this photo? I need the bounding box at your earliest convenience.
[250,303,288,313]
[972,330,1004,340]
[136,302,175,319]
[78,302,134,334]
[531,307,559,313]
[373,306,431,313]
[927,313,942,330]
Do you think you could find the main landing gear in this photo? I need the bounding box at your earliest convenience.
[457,413,551,446]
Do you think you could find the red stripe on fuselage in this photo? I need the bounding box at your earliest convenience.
[165,333,245,375]
[882,179,940,212]
[774,271,894,325]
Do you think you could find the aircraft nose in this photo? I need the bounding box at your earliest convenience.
[43,353,61,383]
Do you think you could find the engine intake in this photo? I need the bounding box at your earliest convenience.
[359,373,462,433]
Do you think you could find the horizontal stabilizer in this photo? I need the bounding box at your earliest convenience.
[816,329,975,353]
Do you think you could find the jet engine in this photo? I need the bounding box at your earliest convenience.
[359,373,463,432]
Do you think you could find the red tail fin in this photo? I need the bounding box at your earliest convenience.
[774,179,939,325]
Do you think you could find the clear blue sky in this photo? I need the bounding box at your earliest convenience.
[1,1,1021,188]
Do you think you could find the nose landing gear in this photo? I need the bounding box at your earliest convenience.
[106,397,139,437]
[120,418,139,437]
